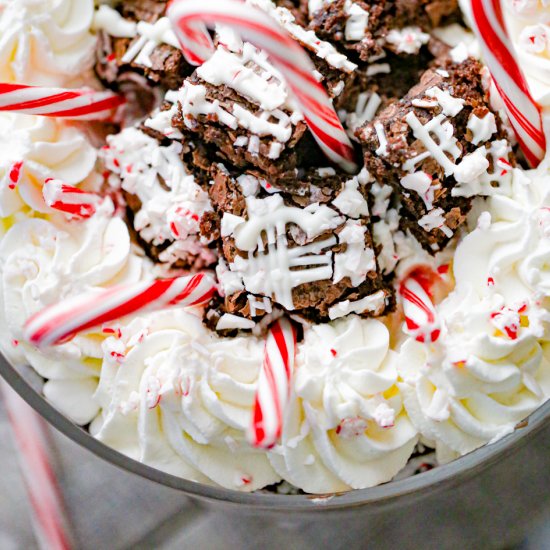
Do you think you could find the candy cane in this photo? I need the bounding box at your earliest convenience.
[24,273,216,348]
[168,0,358,173]
[43,179,100,219]
[1,382,73,550]
[250,317,297,449]
[0,83,124,121]
[399,269,441,344]
[470,0,546,166]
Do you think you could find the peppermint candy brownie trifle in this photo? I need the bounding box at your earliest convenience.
[0,0,549,494]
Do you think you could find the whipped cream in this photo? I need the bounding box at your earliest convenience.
[93,309,280,490]
[0,200,146,424]
[399,297,550,461]
[1,0,549,497]
[0,0,96,86]
[0,114,99,220]
[398,163,550,460]
[269,316,418,493]
[503,2,550,108]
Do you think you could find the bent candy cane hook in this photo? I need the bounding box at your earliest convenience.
[470,0,546,166]
[167,0,358,173]
[399,268,441,345]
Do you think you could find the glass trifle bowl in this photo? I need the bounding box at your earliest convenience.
[1,353,549,548]
[0,0,550,546]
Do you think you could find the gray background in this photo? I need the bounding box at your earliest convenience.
[0,390,548,550]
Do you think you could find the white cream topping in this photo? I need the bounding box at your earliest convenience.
[398,160,550,460]
[0,201,146,425]
[398,300,550,461]
[93,309,280,490]
[0,0,96,86]
[269,316,418,493]
[0,114,98,219]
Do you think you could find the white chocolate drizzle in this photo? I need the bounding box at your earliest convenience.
[93,6,179,68]
[403,112,462,176]
[219,194,376,310]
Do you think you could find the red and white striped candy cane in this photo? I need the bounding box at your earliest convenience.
[470,0,546,166]
[0,83,124,121]
[399,269,441,344]
[1,382,73,550]
[250,317,297,449]
[43,179,100,219]
[168,0,358,173]
[24,273,216,348]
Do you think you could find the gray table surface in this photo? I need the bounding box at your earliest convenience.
[0,388,548,550]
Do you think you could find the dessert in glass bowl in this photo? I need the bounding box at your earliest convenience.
[0,0,548,495]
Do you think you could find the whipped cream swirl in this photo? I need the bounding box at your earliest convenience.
[0,200,145,424]
[454,165,550,302]
[503,1,550,107]
[398,293,550,461]
[269,316,418,493]
[398,164,550,460]
[93,310,280,490]
[0,0,97,86]
[0,114,98,221]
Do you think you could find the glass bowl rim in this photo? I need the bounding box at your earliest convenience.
[1,352,548,510]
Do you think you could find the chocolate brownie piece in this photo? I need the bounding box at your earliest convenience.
[339,38,448,137]
[207,164,393,331]
[171,42,329,184]
[357,58,514,253]
[94,1,194,95]
[101,127,218,270]
[309,0,460,62]
[248,0,358,102]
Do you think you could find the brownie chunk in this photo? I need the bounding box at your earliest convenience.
[171,41,330,184]
[206,164,392,331]
[248,0,358,102]
[358,58,514,253]
[339,37,450,138]
[309,0,460,62]
[101,127,217,270]
[94,1,193,96]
